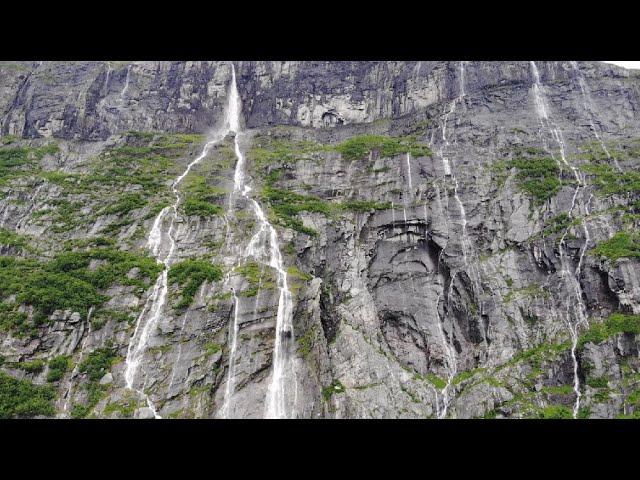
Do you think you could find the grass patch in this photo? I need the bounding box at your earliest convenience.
[322,379,346,401]
[78,345,118,382]
[591,231,640,261]
[509,156,562,205]
[536,404,573,419]
[578,313,640,349]
[47,355,71,382]
[0,372,56,418]
[168,259,223,309]
[335,134,432,161]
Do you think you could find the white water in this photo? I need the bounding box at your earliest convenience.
[123,101,223,420]
[570,61,622,172]
[431,62,475,416]
[530,61,592,418]
[104,63,112,94]
[217,63,296,419]
[405,152,413,193]
[120,64,132,100]
[219,289,240,418]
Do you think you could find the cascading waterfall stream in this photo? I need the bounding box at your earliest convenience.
[120,64,132,100]
[219,288,240,418]
[123,120,223,419]
[530,61,592,418]
[434,61,491,416]
[218,63,296,419]
[570,61,622,172]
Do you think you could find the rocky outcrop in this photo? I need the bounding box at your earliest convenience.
[0,60,639,419]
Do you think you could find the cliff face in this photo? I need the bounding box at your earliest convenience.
[1,60,639,419]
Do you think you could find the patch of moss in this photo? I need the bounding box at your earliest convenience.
[322,379,346,401]
[591,231,640,261]
[335,134,432,161]
[0,371,56,418]
[168,259,223,310]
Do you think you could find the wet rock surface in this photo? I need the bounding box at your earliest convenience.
[0,60,639,419]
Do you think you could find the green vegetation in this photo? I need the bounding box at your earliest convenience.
[297,326,318,358]
[182,198,223,217]
[0,143,58,184]
[0,228,35,252]
[78,346,118,382]
[168,259,223,309]
[90,309,135,330]
[582,163,640,196]
[0,301,39,338]
[0,371,56,418]
[262,187,331,236]
[36,132,202,234]
[249,137,325,168]
[103,396,138,418]
[180,175,225,217]
[503,283,549,303]
[502,340,571,371]
[262,186,391,236]
[577,313,640,349]
[535,404,573,419]
[335,134,432,161]
[509,156,562,205]
[425,373,447,390]
[17,359,45,374]
[203,342,222,356]
[322,379,346,401]
[235,261,276,297]
[540,213,579,238]
[586,376,608,389]
[0,244,160,336]
[591,231,640,261]
[46,355,71,382]
[339,200,392,213]
[101,192,147,216]
[541,385,574,395]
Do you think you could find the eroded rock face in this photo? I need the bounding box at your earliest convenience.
[0,60,639,419]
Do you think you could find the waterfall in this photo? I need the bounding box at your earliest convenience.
[220,289,241,418]
[120,64,132,100]
[570,61,622,172]
[530,61,592,418]
[104,62,112,94]
[123,106,223,419]
[218,63,296,419]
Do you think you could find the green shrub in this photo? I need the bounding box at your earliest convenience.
[235,261,276,297]
[537,405,573,419]
[425,373,447,390]
[322,379,346,401]
[586,376,609,389]
[339,200,391,213]
[0,371,56,418]
[17,359,45,374]
[47,355,71,382]
[249,137,325,168]
[16,271,105,317]
[168,259,223,309]
[509,156,562,205]
[591,231,640,261]
[182,198,223,217]
[578,313,640,349]
[261,187,332,236]
[101,192,147,216]
[582,163,640,195]
[0,228,34,252]
[78,346,117,382]
[335,135,432,161]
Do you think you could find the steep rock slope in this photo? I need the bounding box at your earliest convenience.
[0,60,639,419]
